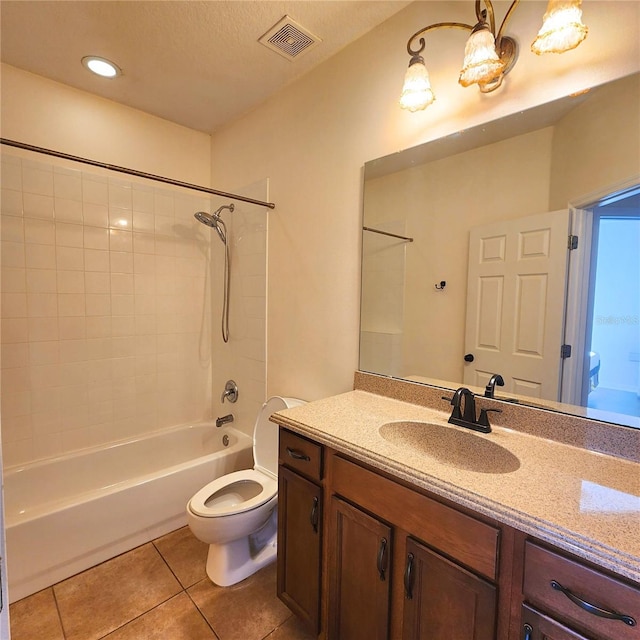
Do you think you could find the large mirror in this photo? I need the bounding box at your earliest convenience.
[360,73,639,428]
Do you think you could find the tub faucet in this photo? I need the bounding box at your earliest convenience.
[216,414,234,428]
[484,374,505,398]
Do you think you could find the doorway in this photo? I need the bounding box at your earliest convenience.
[584,189,640,418]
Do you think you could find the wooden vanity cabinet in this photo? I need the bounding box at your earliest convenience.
[276,426,639,640]
[520,604,592,640]
[277,429,323,635]
[403,537,497,640]
[327,453,500,640]
[328,496,392,639]
[520,541,640,640]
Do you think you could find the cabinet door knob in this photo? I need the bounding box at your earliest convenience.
[310,496,319,533]
[550,580,636,627]
[464,353,475,362]
[404,552,415,600]
[377,538,388,581]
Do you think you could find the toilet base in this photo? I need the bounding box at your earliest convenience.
[205,508,278,587]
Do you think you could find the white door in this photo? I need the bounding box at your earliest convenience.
[464,210,570,401]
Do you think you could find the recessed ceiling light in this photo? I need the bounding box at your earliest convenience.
[81,56,121,78]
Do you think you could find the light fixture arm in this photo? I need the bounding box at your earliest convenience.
[495,0,520,47]
[406,22,473,57]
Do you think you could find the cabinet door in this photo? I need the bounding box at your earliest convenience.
[328,496,392,640]
[402,537,496,640]
[277,466,322,634]
[521,604,591,640]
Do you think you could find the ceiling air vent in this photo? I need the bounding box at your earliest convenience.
[259,15,321,61]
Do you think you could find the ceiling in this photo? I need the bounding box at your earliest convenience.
[0,1,411,134]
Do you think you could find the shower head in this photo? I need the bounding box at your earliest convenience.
[194,203,234,243]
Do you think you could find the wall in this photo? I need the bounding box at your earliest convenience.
[209,0,640,402]
[0,64,210,185]
[549,73,640,208]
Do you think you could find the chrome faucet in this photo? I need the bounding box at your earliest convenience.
[443,387,501,434]
[484,374,505,398]
[216,414,234,428]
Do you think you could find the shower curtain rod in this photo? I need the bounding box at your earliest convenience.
[0,138,276,210]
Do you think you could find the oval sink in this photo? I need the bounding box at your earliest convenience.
[379,421,520,474]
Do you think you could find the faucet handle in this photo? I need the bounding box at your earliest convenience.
[477,408,502,428]
[221,379,238,403]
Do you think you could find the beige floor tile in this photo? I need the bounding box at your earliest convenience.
[153,525,208,588]
[265,614,318,640]
[9,588,65,640]
[103,592,218,640]
[54,543,182,640]
[188,562,291,640]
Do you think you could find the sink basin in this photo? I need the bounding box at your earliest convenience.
[379,421,520,474]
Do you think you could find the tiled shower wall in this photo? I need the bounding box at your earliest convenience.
[0,152,250,467]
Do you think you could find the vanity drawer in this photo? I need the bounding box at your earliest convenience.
[331,454,499,581]
[279,429,323,482]
[523,541,640,640]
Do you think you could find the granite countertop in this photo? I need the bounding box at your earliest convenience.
[273,390,640,584]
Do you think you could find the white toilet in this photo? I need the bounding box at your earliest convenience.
[186,396,305,586]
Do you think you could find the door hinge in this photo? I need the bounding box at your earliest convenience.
[568,235,579,250]
[561,344,572,359]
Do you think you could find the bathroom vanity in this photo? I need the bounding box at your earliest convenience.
[273,374,640,640]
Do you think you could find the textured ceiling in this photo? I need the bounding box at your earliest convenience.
[0,1,411,133]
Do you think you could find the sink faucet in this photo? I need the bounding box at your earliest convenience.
[216,414,234,428]
[444,387,501,434]
[484,374,505,398]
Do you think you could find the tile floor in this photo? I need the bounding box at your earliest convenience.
[9,526,316,640]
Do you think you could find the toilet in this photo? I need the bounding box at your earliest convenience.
[186,396,305,586]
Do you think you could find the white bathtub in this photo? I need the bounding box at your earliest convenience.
[4,422,253,602]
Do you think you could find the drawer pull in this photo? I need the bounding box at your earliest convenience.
[377,538,388,581]
[286,447,310,462]
[404,552,415,600]
[522,623,533,640]
[550,580,636,627]
[310,496,319,533]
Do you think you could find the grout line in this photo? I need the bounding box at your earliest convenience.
[95,592,186,640]
[184,581,220,640]
[50,587,69,640]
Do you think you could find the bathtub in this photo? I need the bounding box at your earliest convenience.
[4,422,253,603]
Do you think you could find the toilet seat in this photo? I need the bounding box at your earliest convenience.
[188,469,276,518]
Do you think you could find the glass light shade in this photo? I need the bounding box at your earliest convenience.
[459,28,505,88]
[531,0,588,54]
[399,58,435,111]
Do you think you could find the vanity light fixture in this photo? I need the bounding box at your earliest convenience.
[81,55,122,78]
[400,0,588,112]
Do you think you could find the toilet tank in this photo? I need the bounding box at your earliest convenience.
[253,396,305,478]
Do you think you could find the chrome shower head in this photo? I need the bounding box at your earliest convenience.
[194,211,218,228]
[194,203,234,243]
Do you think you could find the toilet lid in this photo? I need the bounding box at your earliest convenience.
[188,469,277,518]
[253,396,288,477]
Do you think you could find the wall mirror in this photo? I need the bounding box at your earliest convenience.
[360,72,639,428]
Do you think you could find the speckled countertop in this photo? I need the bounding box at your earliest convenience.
[273,389,640,584]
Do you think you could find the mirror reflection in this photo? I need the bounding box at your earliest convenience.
[360,73,639,428]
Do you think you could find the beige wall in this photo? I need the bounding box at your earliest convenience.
[550,73,640,209]
[1,64,211,185]
[209,1,640,401]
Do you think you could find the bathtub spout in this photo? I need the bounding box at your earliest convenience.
[216,414,234,428]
